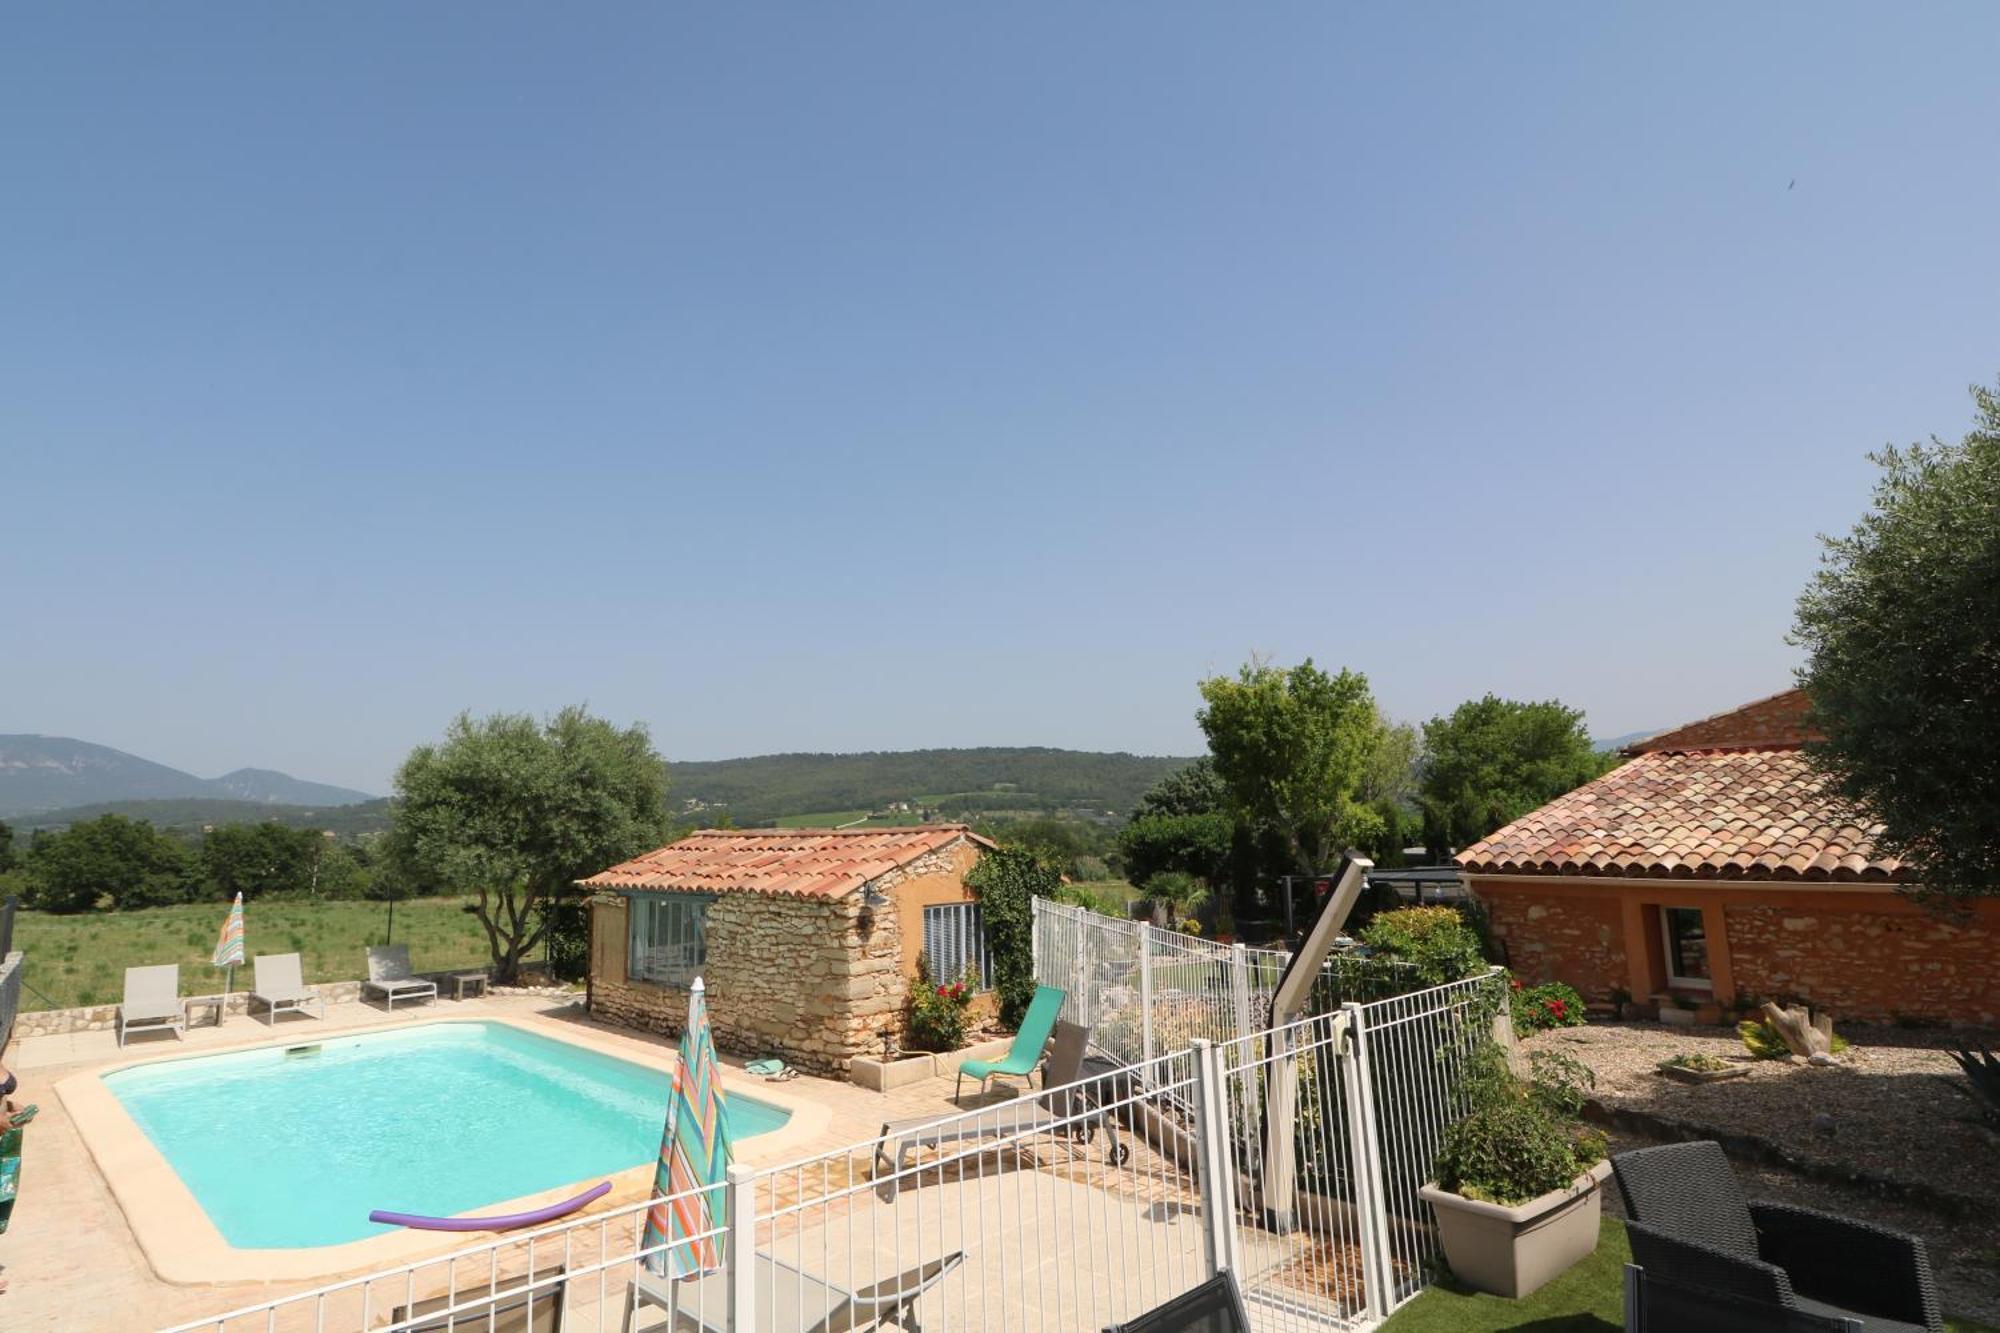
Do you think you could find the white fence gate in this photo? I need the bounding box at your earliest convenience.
[1030,899,1416,1070]
[168,972,1501,1333]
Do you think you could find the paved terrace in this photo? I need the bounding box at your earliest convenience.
[0,991,1057,1331]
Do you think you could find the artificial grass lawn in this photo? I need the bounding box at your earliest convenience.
[13,896,496,1009]
[1382,1218,1997,1333]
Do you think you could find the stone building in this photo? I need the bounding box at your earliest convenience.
[581,825,996,1076]
[1458,689,1999,1027]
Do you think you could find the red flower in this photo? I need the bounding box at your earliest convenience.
[937,985,950,998]
[1546,999,1567,1018]
[1510,977,1523,990]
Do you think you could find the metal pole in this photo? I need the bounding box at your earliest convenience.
[726,1163,757,1333]
[386,893,395,947]
[1189,1039,1236,1279]
[1342,1001,1397,1321]
[1138,924,1155,1072]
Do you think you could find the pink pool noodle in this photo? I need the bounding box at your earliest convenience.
[368,1180,613,1232]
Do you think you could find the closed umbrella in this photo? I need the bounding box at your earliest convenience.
[642,975,732,1279]
[212,892,245,1024]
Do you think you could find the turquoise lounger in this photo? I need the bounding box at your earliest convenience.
[956,984,1066,1103]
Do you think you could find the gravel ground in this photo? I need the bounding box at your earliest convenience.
[1529,1020,2000,1323]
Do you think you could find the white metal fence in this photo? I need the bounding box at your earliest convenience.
[1030,899,1419,1070]
[165,967,1502,1333]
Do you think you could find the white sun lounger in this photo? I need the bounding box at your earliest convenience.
[623,1251,964,1333]
[364,944,438,1011]
[118,964,187,1047]
[251,952,325,1026]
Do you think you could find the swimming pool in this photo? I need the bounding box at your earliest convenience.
[104,1021,789,1248]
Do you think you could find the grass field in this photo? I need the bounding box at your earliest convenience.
[11,897,496,1010]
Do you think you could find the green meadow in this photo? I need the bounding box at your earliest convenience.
[12,897,495,1010]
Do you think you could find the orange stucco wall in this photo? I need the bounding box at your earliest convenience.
[1471,876,2000,1026]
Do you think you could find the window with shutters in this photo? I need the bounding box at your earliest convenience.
[628,894,711,986]
[921,901,991,990]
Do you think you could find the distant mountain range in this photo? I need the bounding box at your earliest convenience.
[1594,729,1658,753]
[0,736,378,820]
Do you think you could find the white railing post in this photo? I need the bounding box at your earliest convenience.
[725,1164,756,1333]
[1189,1038,1239,1279]
[1138,923,1156,1071]
[1341,1001,1397,1322]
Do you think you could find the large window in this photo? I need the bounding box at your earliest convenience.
[922,901,990,990]
[629,894,710,986]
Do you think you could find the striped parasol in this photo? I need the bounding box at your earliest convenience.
[212,892,246,968]
[641,975,732,1279]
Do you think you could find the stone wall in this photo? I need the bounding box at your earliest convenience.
[9,965,558,1040]
[1480,886,1628,1000]
[1723,898,2000,1026]
[1473,877,2000,1027]
[588,841,985,1077]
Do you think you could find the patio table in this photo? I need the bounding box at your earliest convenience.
[450,972,490,1001]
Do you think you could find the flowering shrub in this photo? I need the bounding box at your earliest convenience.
[907,954,976,1052]
[1510,979,1587,1033]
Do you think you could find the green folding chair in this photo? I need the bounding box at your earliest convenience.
[956,984,1066,1103]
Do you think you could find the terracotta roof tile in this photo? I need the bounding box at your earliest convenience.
[1624,688,1822,754]
[579,825,996,899]
[1456,748,1904,884]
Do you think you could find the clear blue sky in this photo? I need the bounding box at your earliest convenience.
[5,5,1996,794]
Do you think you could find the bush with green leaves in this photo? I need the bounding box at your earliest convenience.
[1358,905,1488,986]
[1510,979,1587,1033]
[1433,1049,1605,1206]
[906,954,975,1053]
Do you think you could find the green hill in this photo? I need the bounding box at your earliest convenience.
[15,797,394,840]
[669,748,1195,826]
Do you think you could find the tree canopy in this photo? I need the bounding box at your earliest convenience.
[201,823,327,902]
[25,813,196,913]
[1197,660,1387,876]
[1794,380,2000,904]
[389,707,672,980]
[1417,695,1608,852]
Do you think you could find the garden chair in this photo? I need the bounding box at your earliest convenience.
[392,1266,566,1333]
[250,953,326,1026]
[363,944,438,1011]
[622,1250,963,1333]
[118,964,187,1047]
[874,1021,1128,1199]
[1103,1272,1250,1332]
[1612,1141,1942,1333]
[955,984,1065,1103]
[1624,1263,1865,1331]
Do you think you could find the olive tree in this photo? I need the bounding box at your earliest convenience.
[390,707,672,981]
[1794,380,2000,904]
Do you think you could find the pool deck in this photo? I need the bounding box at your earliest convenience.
[0,991,1020,1331]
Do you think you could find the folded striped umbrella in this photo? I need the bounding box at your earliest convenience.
[641,976,732,1279]
[212,892,246,967]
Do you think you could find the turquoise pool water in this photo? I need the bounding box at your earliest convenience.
[104,1021,789,1248]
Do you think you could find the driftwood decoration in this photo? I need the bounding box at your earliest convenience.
[1760,1001,1835,1058]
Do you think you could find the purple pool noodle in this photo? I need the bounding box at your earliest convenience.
[368,1180,613,1232]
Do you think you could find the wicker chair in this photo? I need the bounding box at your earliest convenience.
[1612,1142,1942,1333]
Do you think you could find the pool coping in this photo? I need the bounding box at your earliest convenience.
[57,1011,832,1285]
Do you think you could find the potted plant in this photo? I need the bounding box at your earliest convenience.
[1418,1048,1610,1298]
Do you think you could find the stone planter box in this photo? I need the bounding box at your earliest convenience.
[1418,1159,1612,1298]
[1655,1061,1750,1085]
[850,1036,1013,1093]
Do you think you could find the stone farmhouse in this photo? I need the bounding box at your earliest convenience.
[1458,689,1998,1026]
[581,825,996,1075]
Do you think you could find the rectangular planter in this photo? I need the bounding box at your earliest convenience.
[1655,1062,1750,1084]
[1418,1159,1611,1299]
